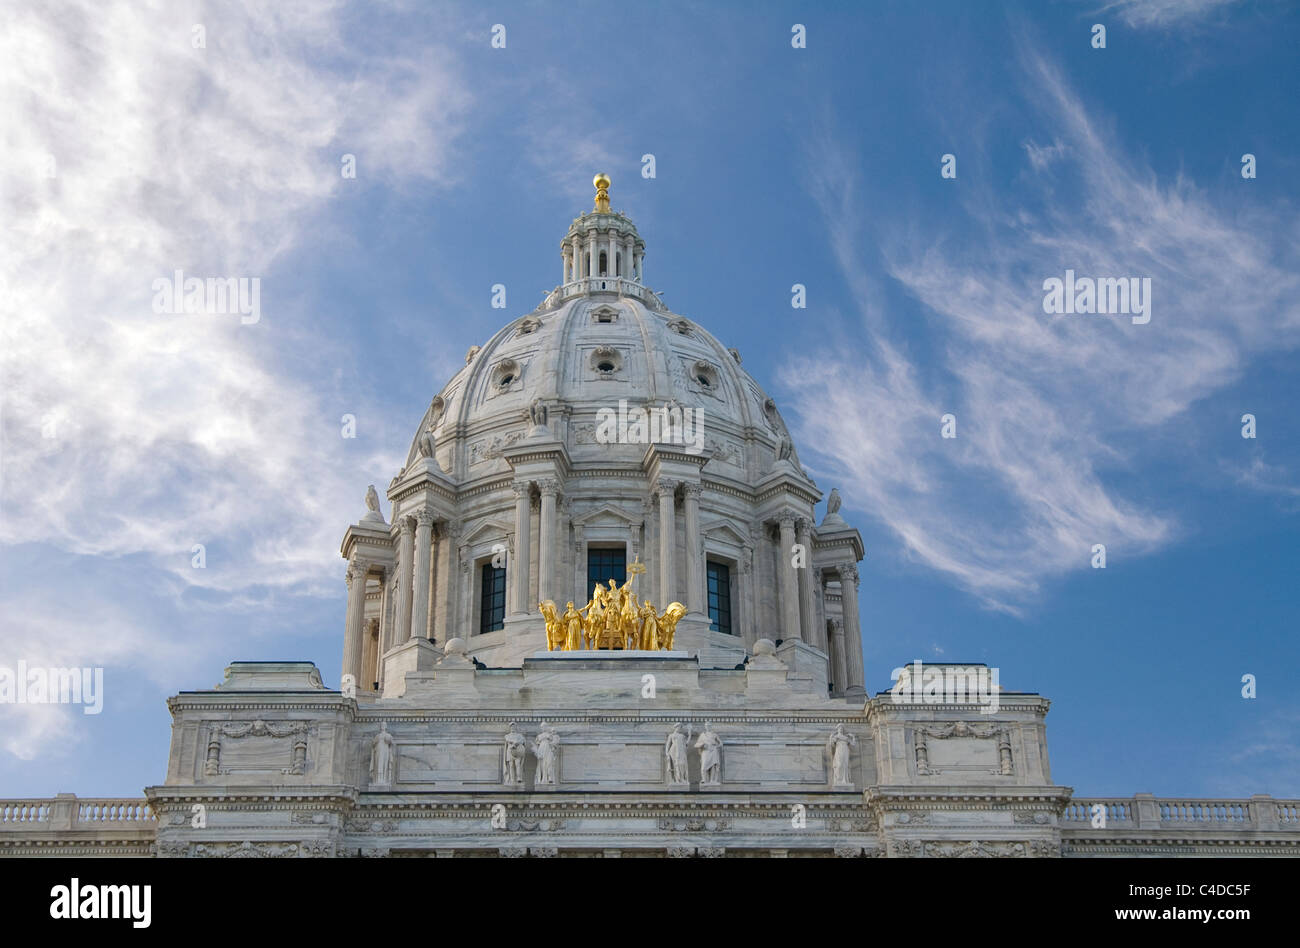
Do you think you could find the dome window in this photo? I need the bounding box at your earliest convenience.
[491,358,522,392]
[691,360,720,394]
[590,346,622,377]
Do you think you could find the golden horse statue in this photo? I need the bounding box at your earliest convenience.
[657,602,687,650]
[539,600,563,651]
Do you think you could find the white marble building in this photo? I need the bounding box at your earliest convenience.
[2,178,1296,857]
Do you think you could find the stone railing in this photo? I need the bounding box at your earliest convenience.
[0,800,52,825]
[542,278,665,311]
[1062,794,1299,832]
[0,794,155,832]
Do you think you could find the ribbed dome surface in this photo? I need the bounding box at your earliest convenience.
[404,293,804,485]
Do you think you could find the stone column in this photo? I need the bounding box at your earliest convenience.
[342,557,369,687]
[828,618,847,695]
[777,515,803,641]
[637,251,644,281]
[361,618,379,691]
[657,479,678,604]
[683,483,703,612]
[840,562,865,696]
[538,479,559,602]
[573,234,582,280]
[395,519,414,644]
[435,520,460,642]
[796,518,820,650]
[573,524,587,606]
[511,482,532,615]
[737,546,754,647]
[410,509,434,641]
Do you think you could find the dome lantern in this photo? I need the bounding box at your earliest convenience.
[557,174,647,298]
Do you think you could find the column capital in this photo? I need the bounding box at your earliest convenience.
[655,478,680,497]
[512,481,532,500]
[414,508,435,528]
[398,517,415,537]
[537,478,561,496]
[777,513,797,531]
[839,562,860,584]
[795,515,813,535]
[682,482,703,499]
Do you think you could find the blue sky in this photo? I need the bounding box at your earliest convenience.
[1,0,1296,800]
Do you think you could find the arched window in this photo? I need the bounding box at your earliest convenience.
[599,251,608,276]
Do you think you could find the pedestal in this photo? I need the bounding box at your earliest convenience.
[380,638,442,698]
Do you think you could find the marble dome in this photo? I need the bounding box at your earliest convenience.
[403,292,807,485]
[345,176,865,694]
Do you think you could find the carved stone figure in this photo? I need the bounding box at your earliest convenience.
[532,722,559,785]
[503,723,526,785]
[826,487,842,515]
[417,426,436,459]
[695,722,723,786]
[527,398,548,431]
[827,723,857,787]
[369,722,395,787]
[365,484,381,513]
[665,723,691,784]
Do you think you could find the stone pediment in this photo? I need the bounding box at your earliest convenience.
[460,518,514,546]
[700,518,749,547]
[571,503,643,528]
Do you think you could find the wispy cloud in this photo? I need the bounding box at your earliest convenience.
[1099,0,1243,29]
[0,0,473,758]
[782,50,1299,609]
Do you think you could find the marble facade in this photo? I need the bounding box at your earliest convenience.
[2,179,1296,858]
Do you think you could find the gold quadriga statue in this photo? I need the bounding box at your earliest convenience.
[540,556,685,651]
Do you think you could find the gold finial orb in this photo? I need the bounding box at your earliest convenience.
[593,173,611,213]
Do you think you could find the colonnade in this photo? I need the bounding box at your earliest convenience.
[343,492,866,697]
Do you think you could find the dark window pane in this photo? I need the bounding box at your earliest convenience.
[586,547,626,596]
[480,563,506,634]
[706,562,732,635]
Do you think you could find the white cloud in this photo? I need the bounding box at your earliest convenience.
[1100,0,1243,29]
[0,0,472,759]
[783,52,1299,609]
